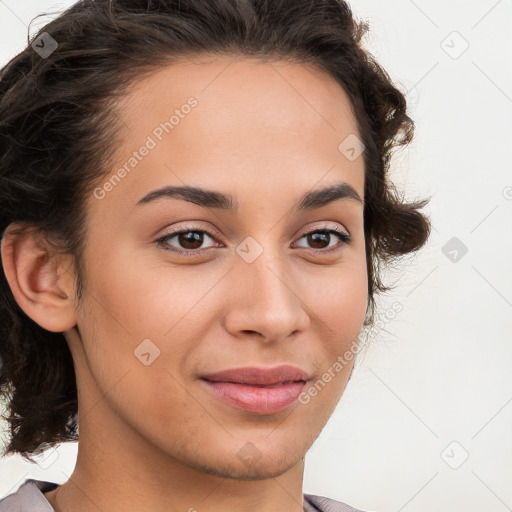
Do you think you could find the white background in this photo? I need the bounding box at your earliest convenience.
[0,1,511,511]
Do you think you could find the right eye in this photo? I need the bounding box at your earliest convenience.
[154,226,221,255]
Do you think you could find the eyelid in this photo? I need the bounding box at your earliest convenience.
[299,223,351,240]
[155,221,222,241]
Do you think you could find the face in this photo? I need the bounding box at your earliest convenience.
[70,55,368,480]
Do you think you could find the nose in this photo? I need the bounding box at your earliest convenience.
[223,246,310,344]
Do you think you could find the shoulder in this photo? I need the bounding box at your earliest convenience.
[303,492,371,512]
[1,483,371,512]
[0,479,58,512]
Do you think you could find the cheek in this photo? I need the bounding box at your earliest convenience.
[81,237,184,338]
[75,238,221,389]
[322,281,367,365]
[301,251,368,337]
[334,261,368,328]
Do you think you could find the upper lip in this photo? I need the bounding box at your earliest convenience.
[200,365,310,386]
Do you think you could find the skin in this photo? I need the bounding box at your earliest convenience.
[2,55,367,512]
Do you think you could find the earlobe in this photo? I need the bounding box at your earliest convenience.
[1,222,77,333]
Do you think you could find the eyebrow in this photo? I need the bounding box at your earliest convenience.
[135,181,363,212]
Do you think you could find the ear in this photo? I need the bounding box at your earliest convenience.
[1,222,78,332]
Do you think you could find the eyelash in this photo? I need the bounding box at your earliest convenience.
[154,224,352,256]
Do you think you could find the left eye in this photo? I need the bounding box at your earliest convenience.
[155,226,351,255]
[294,228,351,251]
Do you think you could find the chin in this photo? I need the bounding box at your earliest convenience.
[196,456,301,481]
[181,441,305,481]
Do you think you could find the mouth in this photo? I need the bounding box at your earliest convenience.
[199,365,310,415]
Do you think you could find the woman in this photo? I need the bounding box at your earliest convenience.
[0,1,430,511]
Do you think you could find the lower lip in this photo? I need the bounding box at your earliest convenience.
[200,379,307,415]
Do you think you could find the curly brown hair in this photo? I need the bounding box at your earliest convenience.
[0,0,430,459]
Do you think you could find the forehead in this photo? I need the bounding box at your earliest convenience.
[96,55,364,214]
[118,54,360,140]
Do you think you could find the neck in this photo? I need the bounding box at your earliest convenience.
[44,371,307,512]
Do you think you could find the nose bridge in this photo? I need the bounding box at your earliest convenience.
[249,252,291,308]
[226,239,309,340]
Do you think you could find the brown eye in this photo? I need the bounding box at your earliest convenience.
[294,227,351,253]
[177,231,205,250]
[155,226,218,254]
[307,231,331,249]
